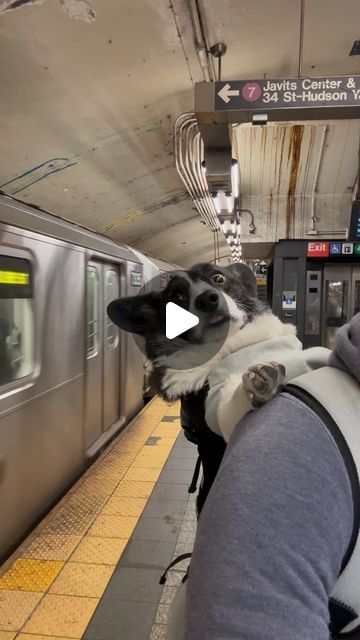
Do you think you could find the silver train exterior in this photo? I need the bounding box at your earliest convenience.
[131,247,178,290]
[130,248,178,399]
[0,193,173,560]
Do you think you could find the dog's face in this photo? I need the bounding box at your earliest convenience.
[108,262,262,353]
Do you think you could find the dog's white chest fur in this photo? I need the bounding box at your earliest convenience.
[158,313,330,443]
[158,314,297,399]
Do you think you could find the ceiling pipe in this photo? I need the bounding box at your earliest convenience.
[174,113,219,229]
[307,230,347,236]
[187,0,215,82]
[298,0,305,77]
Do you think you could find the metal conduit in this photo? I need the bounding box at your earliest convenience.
[180,120,213,227]
[177,117,213,227]
[174,112,220,230]
[194,133,219,227]
[187,0,215,82]
[193,132,219,228]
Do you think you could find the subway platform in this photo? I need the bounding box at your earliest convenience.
[0,397,198,640]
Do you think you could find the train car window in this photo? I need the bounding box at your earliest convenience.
[355,281,360,316]
[106,269,119,348]
[160,273,168,289]
[87,266,99,356]
[0,255,33,386]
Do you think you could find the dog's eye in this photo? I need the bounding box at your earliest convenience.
[212,273,225,285]
[172,292,185,304]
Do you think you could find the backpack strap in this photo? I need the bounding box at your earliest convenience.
[159,553,192,585]
[285,383,360,573]
[286,381,360,637]
[188,455,202,494]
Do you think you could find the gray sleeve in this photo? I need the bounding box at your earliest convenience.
[185,393,353,640]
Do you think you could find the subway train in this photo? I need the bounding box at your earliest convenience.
[0,193,176,560]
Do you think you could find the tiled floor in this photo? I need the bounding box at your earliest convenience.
[83,433,198,640]
[0,396,198,639]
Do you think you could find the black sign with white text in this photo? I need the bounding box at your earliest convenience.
[215,76,360,111]
[349,199,360,242]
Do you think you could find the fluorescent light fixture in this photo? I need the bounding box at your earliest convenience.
[252,113,268,125]
[226,219,233,234]
[231,162,240,198]
[213,195,221,214]
[212,190,228,213]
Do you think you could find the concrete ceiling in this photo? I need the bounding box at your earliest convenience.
[0,0,359,266]
[233,120,360,243]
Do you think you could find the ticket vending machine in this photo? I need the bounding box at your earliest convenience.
[271,240,360,348]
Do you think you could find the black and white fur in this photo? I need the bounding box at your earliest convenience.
[108,262,284,407]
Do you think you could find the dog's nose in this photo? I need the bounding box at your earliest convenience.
[195,290,219,312]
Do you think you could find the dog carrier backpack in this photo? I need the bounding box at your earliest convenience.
[164,367,360,640]
[180,386,226,515]
[286,366,360,638]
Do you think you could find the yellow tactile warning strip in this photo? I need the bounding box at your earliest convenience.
[0,397,181,637]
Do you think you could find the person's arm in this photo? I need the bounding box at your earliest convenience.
[185,393,353,640]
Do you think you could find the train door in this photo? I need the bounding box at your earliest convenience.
[85,260,120,449]
[103,265,120,428]
[323,264,360,349]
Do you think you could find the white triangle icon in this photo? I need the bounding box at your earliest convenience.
[166,302,199,339]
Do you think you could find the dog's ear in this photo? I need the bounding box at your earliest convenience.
[223,263,257,297]
[107,292,161,336]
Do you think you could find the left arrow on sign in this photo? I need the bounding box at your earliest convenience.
[218,83,240,104]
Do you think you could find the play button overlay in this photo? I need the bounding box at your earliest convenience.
[108,270,231,370]
[166,302,199,339]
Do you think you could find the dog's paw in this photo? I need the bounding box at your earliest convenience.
[242,361,286,407]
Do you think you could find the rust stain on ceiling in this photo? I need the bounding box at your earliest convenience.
[286,125,304,238]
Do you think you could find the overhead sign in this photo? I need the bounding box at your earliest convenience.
[307,241,360,258]
[307,242,329,258]
[342,243,354,255]
[165,302,199,340]
[329,242,342,256]
[257,262,268,276]
[215,76,360,111]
